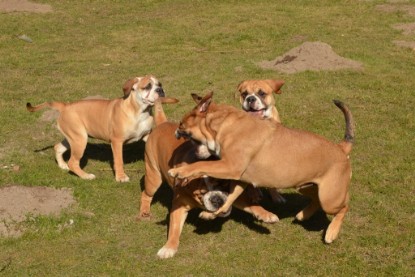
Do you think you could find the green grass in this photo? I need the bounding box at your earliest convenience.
[1,0,414,275]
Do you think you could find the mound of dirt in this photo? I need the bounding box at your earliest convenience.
[0,185,75,237]
[0,0,52,13]
[258,41,363,74]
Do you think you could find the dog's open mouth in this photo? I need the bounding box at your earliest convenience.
[247,108,265,117]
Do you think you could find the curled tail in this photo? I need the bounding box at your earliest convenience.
[153,97,179,126]
[333,100,355,155]
[26,101,65,112]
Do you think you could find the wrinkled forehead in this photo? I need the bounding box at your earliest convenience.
[137,75,162,89]
[240,80,272,93]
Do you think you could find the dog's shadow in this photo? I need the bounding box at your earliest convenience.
[35,140,146,176]
[143,177,330,239]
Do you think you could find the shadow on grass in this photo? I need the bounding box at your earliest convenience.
[145,180,330,238]
[34,140,146,176]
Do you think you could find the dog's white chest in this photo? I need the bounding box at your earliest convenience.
[125,111,153,143]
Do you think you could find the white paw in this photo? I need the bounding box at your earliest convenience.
[116,175,130,183]
[157,247,177,259]
[263,213,279,223]
[198,211,217,220]
[82,174,96,180]
[58,163,69,171]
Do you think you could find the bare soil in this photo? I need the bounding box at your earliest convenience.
[0,185,75,237]
[0,0,52,13]
[258,41,363,74]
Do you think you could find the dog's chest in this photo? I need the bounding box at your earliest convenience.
[125,111,153,143]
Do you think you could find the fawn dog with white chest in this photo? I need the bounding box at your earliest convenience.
[169,92,355,244]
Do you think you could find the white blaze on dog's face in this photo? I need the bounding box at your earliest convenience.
[237,79,284,119]
[122,75,165,106]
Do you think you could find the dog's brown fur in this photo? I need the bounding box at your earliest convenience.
[27,75,176,182]
[237,79,286,203]
[169,92,355,244]
[139,97,279,259]
[237,79,284,122]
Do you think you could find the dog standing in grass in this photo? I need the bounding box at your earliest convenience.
[169,92,355,244]
[27,75,174,182]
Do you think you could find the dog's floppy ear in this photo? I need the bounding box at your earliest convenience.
[122,78,139,97]
[266,80,285,94]
[191,93,203,104]
[196,91,213,113]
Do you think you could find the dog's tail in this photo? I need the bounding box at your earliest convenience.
[333,100,355,155]
[26,101,65,113]
[153,97,179,126]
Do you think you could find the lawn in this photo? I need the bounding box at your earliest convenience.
[0,0,414,276]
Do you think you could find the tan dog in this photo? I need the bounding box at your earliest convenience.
[27,75,173,182]
[237,79,285,122]
[237,79,286,203]
[139,95,279,259]
[169,92,355,244]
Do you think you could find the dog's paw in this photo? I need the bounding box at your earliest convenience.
[157,246,177,259]
[57,163,69,171]
[81,173,96,180]
[116,175,130,183]
[168,168,178,178]
[258,212,279,223]
[199,211,217,220]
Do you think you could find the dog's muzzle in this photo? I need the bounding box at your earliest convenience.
[156,87,165,97]
[246,95,256,104]
[202,190,231,217]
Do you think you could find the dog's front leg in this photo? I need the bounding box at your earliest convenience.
[213,182,247,216]
[168,160,244,183]
[111,139,129,182]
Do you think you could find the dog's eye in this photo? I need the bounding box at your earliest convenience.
[241,92,248,99]
[258,90,266,97]
[145,83,152,90]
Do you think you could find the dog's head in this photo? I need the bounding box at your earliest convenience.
[237,79,284,119]
[175,91,214,151]
[122,75,165,106]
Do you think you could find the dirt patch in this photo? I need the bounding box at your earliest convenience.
[376,4,415,17]
[393,40,415,49]
[393,22,415,35]
[0,185,75,237]
[0,0,52,13]
[258,41,363,74]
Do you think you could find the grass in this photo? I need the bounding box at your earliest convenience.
[1,0,414,275]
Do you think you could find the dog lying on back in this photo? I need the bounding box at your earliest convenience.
[27,75,176,182]
[139,94,279,259]
[169,92,355,244]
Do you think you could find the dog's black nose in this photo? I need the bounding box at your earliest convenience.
[156,87,165,97]
[246,96,256,103]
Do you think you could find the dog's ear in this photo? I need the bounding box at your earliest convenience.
[197,91,213,113]
[191,93,203,104]
[122,78,138,97]
[266,80,285,94]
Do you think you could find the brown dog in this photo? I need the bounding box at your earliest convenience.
[139,95,279,259]
[27,75,173,182]
[169,92,355,244]
[237,79,286,203]
[237,79,285,122]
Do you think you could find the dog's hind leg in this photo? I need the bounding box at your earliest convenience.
[295,183,321,221]
[67,133,95,180]
[138,160,162,219]
[54,139,70,170]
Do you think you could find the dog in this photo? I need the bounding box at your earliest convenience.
[237,79,285,122]
[139,94,279,259]
[27,75,175,182]
[237,79,286,203]
[168,91,355,244]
